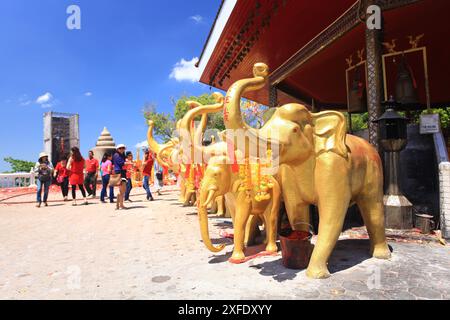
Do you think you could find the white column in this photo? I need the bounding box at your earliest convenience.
[440,162,450,239]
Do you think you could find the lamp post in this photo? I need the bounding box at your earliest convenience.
[373,97,413,229]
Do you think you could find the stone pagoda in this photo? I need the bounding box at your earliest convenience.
[92,127,117,162]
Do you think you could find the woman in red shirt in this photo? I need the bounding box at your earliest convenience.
[67,147,87,206]
[54,155,70,201]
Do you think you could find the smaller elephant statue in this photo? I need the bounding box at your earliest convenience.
[198,155,281,262]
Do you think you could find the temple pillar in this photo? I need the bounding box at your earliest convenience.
[365,0,384,150]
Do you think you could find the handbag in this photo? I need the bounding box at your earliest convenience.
[56,175,65,184]
[108,173,122,187]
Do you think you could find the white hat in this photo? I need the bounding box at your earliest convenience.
[39,152,49,159]
[116,144,126,150]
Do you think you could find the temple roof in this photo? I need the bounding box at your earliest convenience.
[197,0,450,109]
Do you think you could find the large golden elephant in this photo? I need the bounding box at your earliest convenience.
[180,99,280,261]
[223,63,391,278]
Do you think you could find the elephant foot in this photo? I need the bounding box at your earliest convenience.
[372,243,391,260]
[229,251,246,264]
[216,211,225,217]
[265,243,278,253]
[306,265,331,279]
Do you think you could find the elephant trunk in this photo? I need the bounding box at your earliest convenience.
[223,63,270,159]
[156,144,173,170]
[223,63,268,131]
[147,120,163,154]
[179,93,224,164]
[198,189,225,253]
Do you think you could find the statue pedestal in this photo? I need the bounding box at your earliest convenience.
[383,195,413,229]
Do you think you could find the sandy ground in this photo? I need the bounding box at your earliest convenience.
[0,187,449,300]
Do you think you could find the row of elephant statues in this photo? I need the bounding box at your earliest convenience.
[146,62,391,279]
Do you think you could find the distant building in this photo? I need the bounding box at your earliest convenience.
[43,112,80,166]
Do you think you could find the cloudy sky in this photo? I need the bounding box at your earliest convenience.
[0,0,220,171]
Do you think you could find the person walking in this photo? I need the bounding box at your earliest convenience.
[142,149,154,201]
[84,150,99,198]
[100,152,114,203]
[54,155,70,201]
[67,147,88,206]
[156,167,164,196]
[112,144,127,210]
[34,152,53,208]
[124,151,135,202]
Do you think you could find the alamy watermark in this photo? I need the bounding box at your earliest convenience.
[366,5,381,30]
[66,5,81,30]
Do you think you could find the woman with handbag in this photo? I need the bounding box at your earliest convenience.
[33,152,54,208]
[54,155,70,201]
[67,147,88,206]
[110,144,128,210]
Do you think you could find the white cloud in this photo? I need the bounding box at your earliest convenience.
[18,95,32,106]
[135,140,149,149]
[169,57,200,83]
[84,92,93,97]
[36,92,53,104]
[190,15,203,24]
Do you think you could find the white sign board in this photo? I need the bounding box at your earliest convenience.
[420,114,441,134]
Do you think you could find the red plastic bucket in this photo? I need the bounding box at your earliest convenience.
[279,224,313,270]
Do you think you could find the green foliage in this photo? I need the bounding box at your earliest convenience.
[416,108,450,129]
[174,94,219,121]
[346,108,450,132]
[143,102,176,142]
[346,112,369,132]
[173,93,226,131]
[3,157,35,173]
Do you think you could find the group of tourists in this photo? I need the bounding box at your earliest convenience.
[34,144,165,209]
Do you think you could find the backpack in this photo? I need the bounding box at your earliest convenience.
[38,165,52,182]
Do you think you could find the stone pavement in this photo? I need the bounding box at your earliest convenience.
[0,188,449,300]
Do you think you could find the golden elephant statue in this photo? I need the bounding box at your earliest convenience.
[180,97,280,262]
[222,63,391,279]
[147,120,187,202]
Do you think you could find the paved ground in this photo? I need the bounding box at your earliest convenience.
[0,188,449,300]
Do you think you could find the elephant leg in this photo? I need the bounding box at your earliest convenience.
[216,196,226,217]
[179,182,186,203]
[230,194,251,262]
[279,165,310,232]
[244,215,261,247]
[209,197,218,214]
[306,196,348,279]
[356,198,391,259]
[264,179,281,253]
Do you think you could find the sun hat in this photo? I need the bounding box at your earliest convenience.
[39,152,49,159]
[116,144,126,150]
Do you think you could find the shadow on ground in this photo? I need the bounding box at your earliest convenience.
[246,239,376,282]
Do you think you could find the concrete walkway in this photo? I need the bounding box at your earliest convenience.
[0,188,449,300]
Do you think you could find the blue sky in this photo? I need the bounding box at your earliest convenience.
[0,0,220,171]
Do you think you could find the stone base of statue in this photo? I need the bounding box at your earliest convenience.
[384,195,413,229]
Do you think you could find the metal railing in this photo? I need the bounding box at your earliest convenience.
[0,170,36,189]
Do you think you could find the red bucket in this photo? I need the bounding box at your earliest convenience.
[279,224,313,270]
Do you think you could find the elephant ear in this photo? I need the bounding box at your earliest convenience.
[312,111,348,159]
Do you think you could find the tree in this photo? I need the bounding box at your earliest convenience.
[143,102,176,142]
[3,157,35,173]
